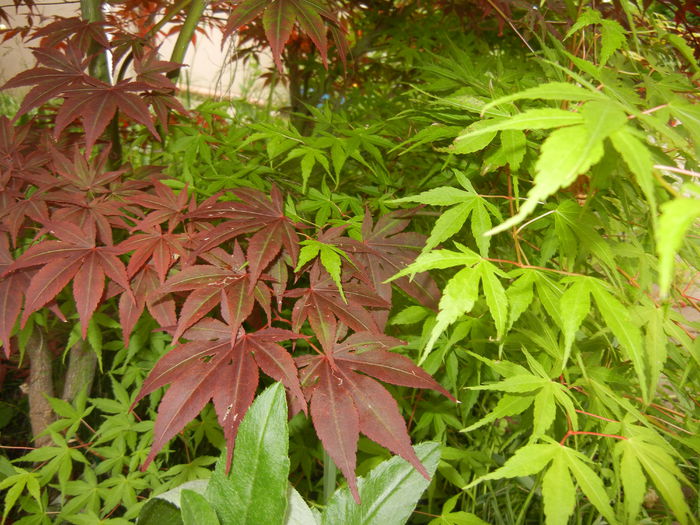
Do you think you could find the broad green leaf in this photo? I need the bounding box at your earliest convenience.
[424,266,481,362]
[321,442,440,525]
[424,202,475,252]
[227,382,290,525]
[656,196,700,296]
[562,447,619,525]
[285,486,320,525]
[480,263,507,339]
[455,109,584,142]
[616,440,645,523]
[590,283,647,402]
[392,187,473,206]
[559,278,592,368]
[466,444,557,488]
[488,124,604,235]
[609,127,657,224]
[181,489,220,525]
[138,480,208,525]
[461,394,534,433]
[542,451,575,525]
[481,82,605,115]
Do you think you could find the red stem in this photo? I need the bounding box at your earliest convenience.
[560,430,627,445]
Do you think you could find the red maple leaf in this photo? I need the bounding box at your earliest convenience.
[3,221,131,337]
[158,243,272,343]
[189,185,301,285]
[296,320,455,502]
[223,0,345,71]
[339,210,440,308]
[286,262,390,335]
[135,314,305,468]
[0,232,28,357]
[118,263,176,346]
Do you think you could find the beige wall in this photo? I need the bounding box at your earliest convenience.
[0,2,284,105]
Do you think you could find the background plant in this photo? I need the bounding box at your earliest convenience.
[0,0,698,524]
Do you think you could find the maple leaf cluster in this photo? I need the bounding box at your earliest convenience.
[1,17,186,152]
[0,12,453,502]
[0,115,452,501]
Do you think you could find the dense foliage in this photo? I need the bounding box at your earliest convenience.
[0,0,698,524]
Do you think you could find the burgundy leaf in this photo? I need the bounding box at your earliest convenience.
[72,252,105,338]
[21,257,83,324]
[345,372,429,478]
[310,362,360,502]
[263,1,296,78]
[212,344,259,467]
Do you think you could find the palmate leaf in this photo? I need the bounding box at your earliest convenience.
[136,319,304,469]
[421,255,507,362]
[469,444,619,525]
[338,211,440,308]
[190,186,300,281]
[53,80,160,152]
[287,263,389,335]
[0,233,28,357]
[225,0,340,72]
[617,434,693,525]
[487,100,628,235]
[158,244,271,343]
[297,325,453,502]
[4,223,131,338]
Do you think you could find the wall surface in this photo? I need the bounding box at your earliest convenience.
[0,2,283,105]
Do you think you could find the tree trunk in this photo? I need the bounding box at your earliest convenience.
[26,328,55,447]
[62,339,97,403]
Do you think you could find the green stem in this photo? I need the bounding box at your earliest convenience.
[116,0,193,83]
[514,473,541,525]
[168,0,208,81]
[322,449,337,504]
